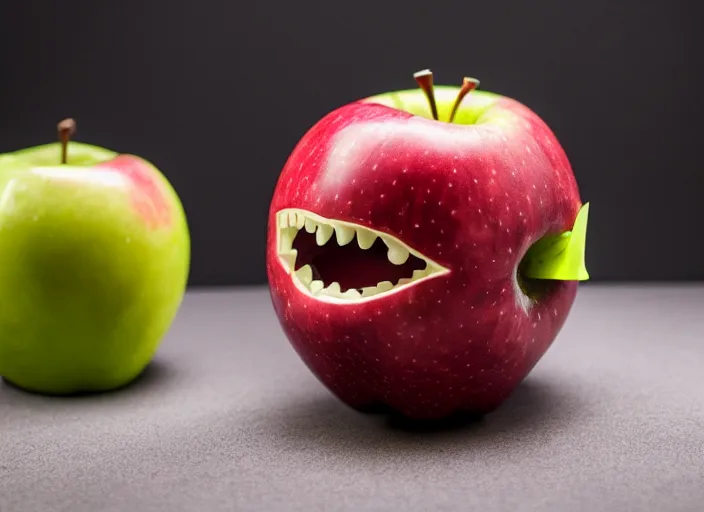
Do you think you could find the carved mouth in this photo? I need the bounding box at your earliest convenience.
[276,208,449,303]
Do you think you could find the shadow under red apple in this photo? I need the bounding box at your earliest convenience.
[263,374,583,457]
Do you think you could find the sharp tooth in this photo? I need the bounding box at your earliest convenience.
[279,226,297,252]
[361,287,378,297]
[288,211,297,227]
[356,229,377,249]
[412,268,429,281]
[335,225,355,246]
[323,282,342,296]
[295,213,305,229]
[316,224,334,245]
[310,280,324,294]
[341,288,361,299]
[304,218,317,233]
[383,238,410,265]
[278,212,288,228]
[376,281,393,292]
[294,265,313,285]
[280,250,297,271]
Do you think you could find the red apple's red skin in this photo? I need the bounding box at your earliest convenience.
[267,96,582,420]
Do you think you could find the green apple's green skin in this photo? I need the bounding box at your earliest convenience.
[0,141,190,394]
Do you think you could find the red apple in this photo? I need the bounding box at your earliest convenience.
[266,70,589,420]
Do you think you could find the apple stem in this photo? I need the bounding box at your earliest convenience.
[57,118,76,165]
[413,69,439,121]
[448,77,480,123]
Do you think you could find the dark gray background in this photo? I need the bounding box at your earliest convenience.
[1,0,701,286]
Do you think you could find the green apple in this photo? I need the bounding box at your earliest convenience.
[0,119,190,394]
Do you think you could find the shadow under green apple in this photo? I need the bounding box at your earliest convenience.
[0,357,178,401]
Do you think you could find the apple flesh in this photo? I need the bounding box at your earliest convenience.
[267,83,588,420]
[0,141,189,394]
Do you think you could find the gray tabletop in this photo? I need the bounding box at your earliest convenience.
[1,285,703,512]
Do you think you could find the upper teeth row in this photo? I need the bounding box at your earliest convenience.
[277,209,412,266]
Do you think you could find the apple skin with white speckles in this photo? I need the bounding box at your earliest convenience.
[267,86,583,420]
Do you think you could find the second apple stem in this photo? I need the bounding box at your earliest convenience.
[448,77,479,123]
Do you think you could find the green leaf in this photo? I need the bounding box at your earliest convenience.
[521,202,590,281]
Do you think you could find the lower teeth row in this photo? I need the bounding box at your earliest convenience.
[293,264,432,299]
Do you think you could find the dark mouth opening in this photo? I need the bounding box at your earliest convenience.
[292,230,427,292]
